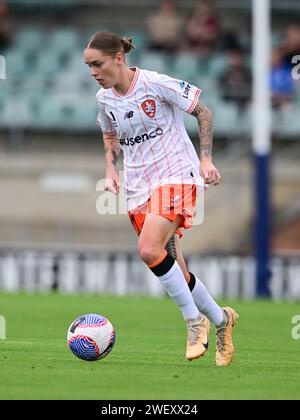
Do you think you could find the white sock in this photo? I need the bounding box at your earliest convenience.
[191,276,225,327]
[157,261,200,321]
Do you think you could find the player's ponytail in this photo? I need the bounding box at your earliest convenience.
[120,37,135,54]
[87,31,135,56]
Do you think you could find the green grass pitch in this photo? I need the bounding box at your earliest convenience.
[0,293,299,400]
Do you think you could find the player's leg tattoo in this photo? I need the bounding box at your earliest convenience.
[165,234,177,260]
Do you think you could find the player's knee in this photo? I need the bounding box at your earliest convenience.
[138,243,163,266]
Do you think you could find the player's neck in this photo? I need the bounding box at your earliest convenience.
[113,67,136,97]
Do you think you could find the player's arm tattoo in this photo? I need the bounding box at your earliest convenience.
[191,101,213,160]
[103,133,121,169]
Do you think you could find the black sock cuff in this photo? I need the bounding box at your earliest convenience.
[150,253,175,277]
[188,272,196,291]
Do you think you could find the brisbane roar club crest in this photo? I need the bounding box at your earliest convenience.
[141,100,156,118]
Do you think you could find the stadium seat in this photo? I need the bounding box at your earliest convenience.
[278,105,300,137]
[4,49,29,79]
[184,98,240,137]
[0,79,16,98]
[34,94,78,130]
[72,100,98,130]
[65,52,90,77]
[238,105,281,136]
[47,28,80,53]
[208,54,229,78]
[14,27,44,52]
[192,76,220,103]
[51,72,88,94]
[0,97,33,129]
[138,52,169,74]
[210,100,239,136]
[32,50,64,77]
[18,75,51,103]
[34,93,97,131]
[172,53,200,81]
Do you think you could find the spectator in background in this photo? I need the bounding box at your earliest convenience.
[271,48,294,110]
[281,24,300,69]
[146,0,184,54]
[0,3,12,52]
[219,48,251,111]
[185,0,220,58]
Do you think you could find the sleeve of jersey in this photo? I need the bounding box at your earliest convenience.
[96,101,116,135]
[151,75,202,114]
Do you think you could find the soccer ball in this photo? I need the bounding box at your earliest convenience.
[67,314,116,361]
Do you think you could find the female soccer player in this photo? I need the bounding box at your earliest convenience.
[84,31,238,366]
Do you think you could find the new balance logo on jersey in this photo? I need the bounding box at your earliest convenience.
[120,128,163,147]
[124,111,134,119]
[141,100,156,118]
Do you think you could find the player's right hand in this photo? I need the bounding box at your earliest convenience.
[104,170,120,195]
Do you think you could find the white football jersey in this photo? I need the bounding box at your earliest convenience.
[96,67,204,211]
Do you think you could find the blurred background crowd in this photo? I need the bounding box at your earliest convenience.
[0,0,299,297]
[1,0,300,132]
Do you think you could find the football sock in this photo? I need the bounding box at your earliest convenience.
[217,310,229,329]
[148,252,200,321]
[188,272,226,327]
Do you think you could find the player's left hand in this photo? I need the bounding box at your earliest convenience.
[200,157,221,186]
